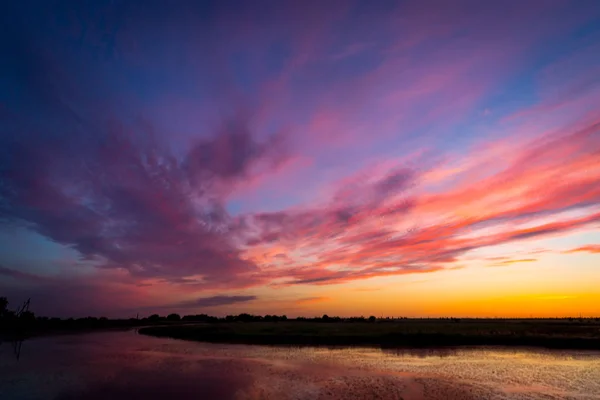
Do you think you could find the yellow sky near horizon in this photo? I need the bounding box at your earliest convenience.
[216,234,600,318]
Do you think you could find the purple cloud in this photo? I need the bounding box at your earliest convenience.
[175,295,257,308]
[145,295,258,312]
[0,265,46,283]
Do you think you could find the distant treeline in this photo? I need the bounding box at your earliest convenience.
[2,296,599,336]
[147,312,290,323]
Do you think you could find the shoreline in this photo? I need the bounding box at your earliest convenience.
[138,321,600,350]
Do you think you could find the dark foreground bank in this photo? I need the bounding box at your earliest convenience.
[139,320,600,350]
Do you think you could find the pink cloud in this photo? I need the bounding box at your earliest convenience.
[238,116,600,286]
[564,245,600,254]
[487,259,537,267]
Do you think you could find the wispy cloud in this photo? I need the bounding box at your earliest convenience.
[240,118,600,285]
[488,259,537,267]
[173,295,257,309]
[294,296,331,304]
[563,245,600,254]
[353,287,383,292]
[0,265,47,282]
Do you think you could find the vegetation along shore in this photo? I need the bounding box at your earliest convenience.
[138,316,600,350]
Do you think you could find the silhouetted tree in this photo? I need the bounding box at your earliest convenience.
[148,314,161,322]
[19,310,36,323]
[167,313,181,321]
[0,297,7,316]
[182,314,218,322]
[0,297,16,321]
[368,316,376,322]
[234,313,264,322]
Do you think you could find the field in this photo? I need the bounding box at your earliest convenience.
[138,319,600,349]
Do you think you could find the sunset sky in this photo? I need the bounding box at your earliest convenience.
[1,1,599,318]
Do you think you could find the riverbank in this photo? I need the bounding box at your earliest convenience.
[139,319,600,349]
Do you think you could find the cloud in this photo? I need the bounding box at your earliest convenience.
[0,119,274,285]
[0,265,46,282]
[0,2,293,290]
[171,295,257,309]
[563,245,600,254]
[330,41,373,61]
[240,118,600,286]
[0,42,289,287]
[282,265,445,286]
[488,259,537,267]
[184,114,288,181]
[294,296,330,304]
[241,167,417,248]
[353,287,382,292]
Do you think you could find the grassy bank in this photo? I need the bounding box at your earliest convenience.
[138,319,600,350]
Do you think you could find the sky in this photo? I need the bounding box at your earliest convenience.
[1,0,599,318]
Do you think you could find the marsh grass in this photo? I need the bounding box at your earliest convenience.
[139,319,600,349]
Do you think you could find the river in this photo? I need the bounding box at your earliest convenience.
[1,330,599,399]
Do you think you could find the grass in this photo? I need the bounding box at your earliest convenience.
[5,313,599,350]
[138,319,600,350]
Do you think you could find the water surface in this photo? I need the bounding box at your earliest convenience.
[1,330,599,399]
